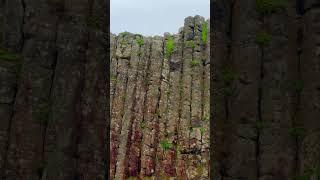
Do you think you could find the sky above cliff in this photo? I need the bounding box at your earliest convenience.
[111,0,210,36]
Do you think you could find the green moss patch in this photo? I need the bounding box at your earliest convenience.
[190,59,201,67]
[255,32,272,46]
[160,139,172,151]
[201,22,208,44]
[165,36,175,58]
[0,48,22,74]
[256,0,287,14]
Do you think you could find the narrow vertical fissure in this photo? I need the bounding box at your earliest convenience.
[120,42,134,120]
[188,47,194,149]
[256,45,263,180]
[200,27,208,162]
[1,79,18,179]
[296,0,305,15]
[224,1,234,123]
[19,0,26,51]
[151,39,166,176]
[164,54,172,138]
[255,15,268,179]
[293,27,303,177]
[139,43,153,156]
[175,33,185,166]
[188,19,196,149]
[39,14,60,178]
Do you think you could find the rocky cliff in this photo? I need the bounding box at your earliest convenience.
[110,15,210,179]
[212,0,320,179]
[0,0,108,179]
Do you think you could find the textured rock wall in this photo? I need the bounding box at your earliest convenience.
[0,0,108,179]
[110,15,210,179]
[212,0,320,179]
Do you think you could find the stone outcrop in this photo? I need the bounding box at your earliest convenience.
[110,15,210,179]
[0,0,108,179]
[212,0,320,179]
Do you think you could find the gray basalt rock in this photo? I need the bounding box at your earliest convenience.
[110,15,210,179]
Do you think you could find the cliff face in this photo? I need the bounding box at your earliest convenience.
[110,15,210,179]
[212,0,320,179]
[0,1,108,179]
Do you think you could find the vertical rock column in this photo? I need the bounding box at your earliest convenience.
[0,0,108,179]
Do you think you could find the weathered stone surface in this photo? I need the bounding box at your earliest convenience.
[110,16,210,179]
[212,0,320,179]
[0,0,108,179]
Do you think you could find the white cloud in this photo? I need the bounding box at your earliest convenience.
[111,0,210,36]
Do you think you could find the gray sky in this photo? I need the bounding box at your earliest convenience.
[111,0,210,36]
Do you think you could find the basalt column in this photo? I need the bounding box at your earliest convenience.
[0,0,108,179]
[212,0,320,179]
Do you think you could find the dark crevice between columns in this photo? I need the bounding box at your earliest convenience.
[0,75,18,179]
[138,44,152,172]
[255,14,268,180]
[224,0,235,123]
[188,18,196,150]
[292,26,304,179]
[256,44,263,180]
[164,55,172,139]
[188,46,194,149]
[38,8,61,179]
[296,0,305,15]
[175,32,185,171]
[19,0,25,52]
[151,39,165,177]
[120,42,133,120]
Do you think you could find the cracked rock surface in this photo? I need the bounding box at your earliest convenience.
[110,15,210,179]
[212,0,320,179]
[0,0,108,179]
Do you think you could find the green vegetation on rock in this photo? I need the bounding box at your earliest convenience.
[0,47,22,74]
[140,121,145,129]
[256,0,287,14]
[119,31,130,37]
[165,36,175,58]
[203,114,210,121]
[160,139,172,151]
[190,59,201,67]
[201,22,208,43]
[185,40,196,48]
[200,127,205,136]
[255,32,272,46]
[136,37,144,46]
[289,127,306,139]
